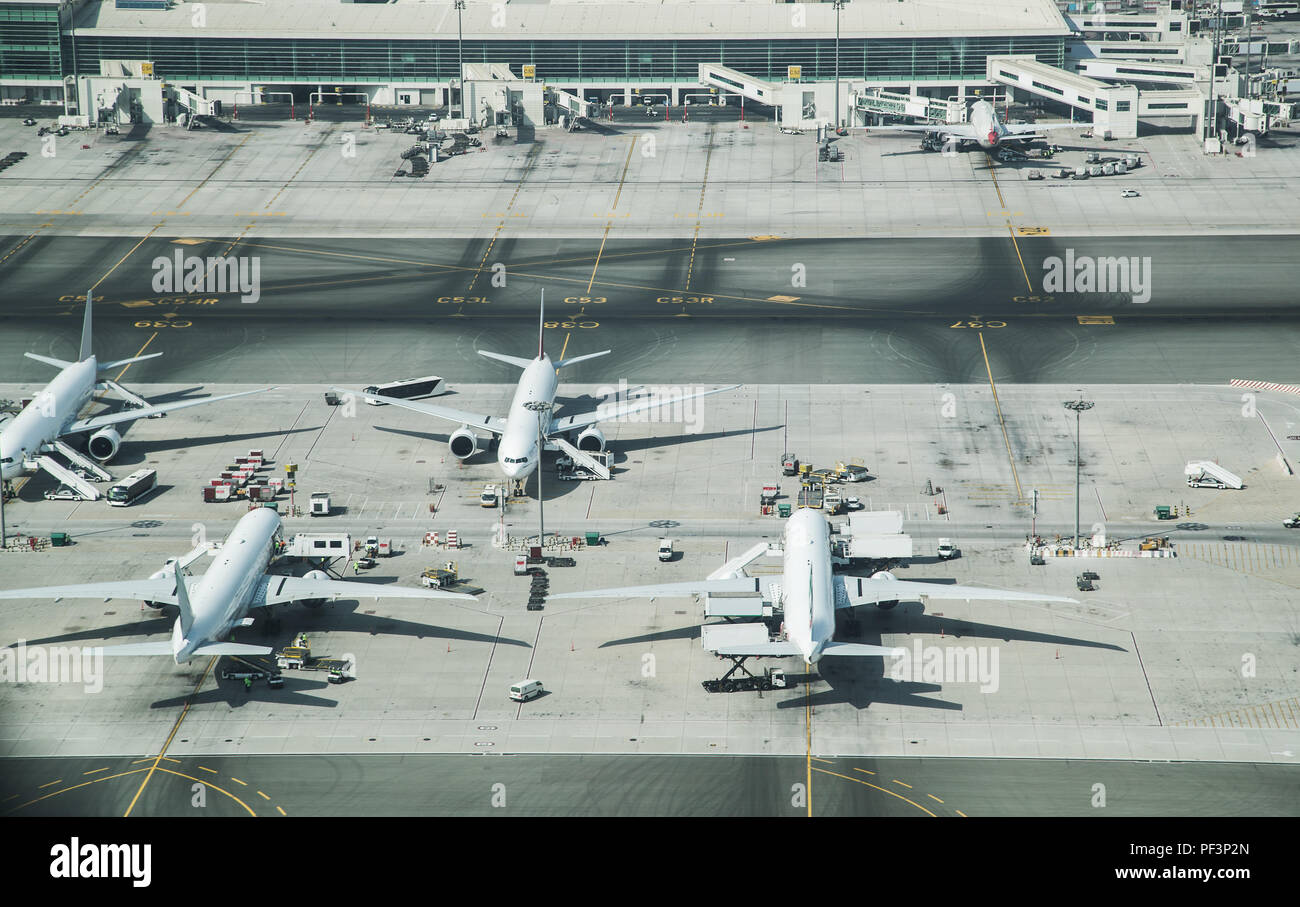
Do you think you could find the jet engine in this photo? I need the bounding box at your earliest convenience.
[87,427,122,462]
[301,569,330,607]
[576,426,606,453]
[448,425,483,460]
[872,570,899,609]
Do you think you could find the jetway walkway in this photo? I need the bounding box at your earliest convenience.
[697,63,779,107]
[855,89,965,124]
[552,88,595,121]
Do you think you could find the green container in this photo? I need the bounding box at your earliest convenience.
[50,532,70,547]
[1154,505,1172,520]
[778,504,792,518]
[585,531,601,546]
[262,502,279,513]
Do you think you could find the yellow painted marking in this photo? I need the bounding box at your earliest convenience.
[229,777,248,786]
[1006,226,1034,293]
[558,332,571,361]
[1077,315,1115,324]
[810,757,835,765]
[258,790,271,801]
[892,779,913,789]
[813,768,938,817]
[37,779,62,790]
[112,332,158,383]
[123,656,217,817]
[1017,226,1049,236]
[767,295,800,303]
[684,133,716,292]
[277,806,287,816]
[171,238,205,245]
[956,810,968,817]
[177,133,252,209]
[83,767,110,776]
[586,137,637,293]
[805,680,813,818]
[979,331,1024,504]
[198,765,218,774]
[928,794,945,804]
[853,767,875,776]
[749,235,781,241]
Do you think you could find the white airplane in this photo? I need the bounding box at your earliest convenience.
[550,507,1077,666]
[0,294,270,499]
[869,98,1082,150]
[333,295,738,483]
[0,507,476,664]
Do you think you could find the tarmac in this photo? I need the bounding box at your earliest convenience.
[2,109,1298,816]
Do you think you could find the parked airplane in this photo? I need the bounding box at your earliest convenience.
[0,507,475,664]
[0,293,270,499]
[333,294,738,483]
[869,99,1081,150]
[551,507,1076,666]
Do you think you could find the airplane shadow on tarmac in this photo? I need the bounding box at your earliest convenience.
[775,601,1127,711]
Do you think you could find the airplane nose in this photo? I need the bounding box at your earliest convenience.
[987,131,999,146]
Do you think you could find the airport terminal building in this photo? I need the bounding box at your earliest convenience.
[3,0,1070,108]
[0,0,1288,141]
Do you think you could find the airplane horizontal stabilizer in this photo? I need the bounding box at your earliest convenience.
[821,642,907,658]
[554,350,611,370]
[23,352,76,370]
[96,642,175,656]
[192,643,273,656]
[97,352,164,371]
[478,350,536,370]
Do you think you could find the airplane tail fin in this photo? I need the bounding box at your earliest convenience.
[79,291,94,362]
[175,572,195,636]
[538,289,544,359]
[554,350,611,370]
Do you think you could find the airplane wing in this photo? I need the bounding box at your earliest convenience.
[548,576,764,600]
[551,385,740,434]
[330,386,506,435]
[256,574,476,607]
[63,387,272,435]
[1002,122,1081,135]
[0,578,178,604]
[868,123,978,138]
[836,574,1076,609]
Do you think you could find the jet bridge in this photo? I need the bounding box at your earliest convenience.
[855,89,965,125]
[696,64,778,107]
[988,56,1128,135]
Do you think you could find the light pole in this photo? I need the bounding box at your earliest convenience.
[523,399,552,548]
[454,0,466,118]
[1063,397,1094,550]
[832,0,846,131]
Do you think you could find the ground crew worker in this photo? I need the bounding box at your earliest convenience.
[243,676,252,691]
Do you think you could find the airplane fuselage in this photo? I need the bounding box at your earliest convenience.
[968,100,1002,149]
[172,507,280,662]
[0,358,96,480]
[781,508,837,664]
[498,355,559,481]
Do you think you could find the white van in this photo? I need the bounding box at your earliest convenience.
[509,679,543,702]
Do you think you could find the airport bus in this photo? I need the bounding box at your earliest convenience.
[362,375,445,406]
[1258,2,1299,18]
[107,469,158,507]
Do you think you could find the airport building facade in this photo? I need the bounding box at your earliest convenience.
[2,0,1070,116]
